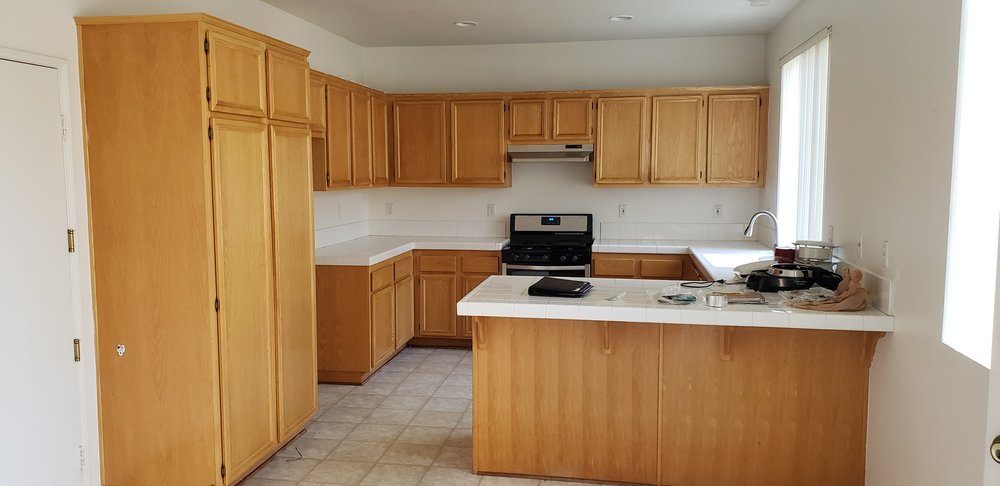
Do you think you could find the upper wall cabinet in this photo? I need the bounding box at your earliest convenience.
[371,95,391,187]
[595,96,648,184]
[308,73,326,134]
[552,97,593,141]
[650,95,705,185]
[706,93,763,185]
[266,48,310,124]
[394,100,448,185]
[509,99,547,141]
[507,96,593,143]
[350,90,373,187]
[450,99,508,186]
[206,29,267,117]
[326,82,353,188]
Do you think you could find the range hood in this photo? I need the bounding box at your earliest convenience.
[508,144,594,163]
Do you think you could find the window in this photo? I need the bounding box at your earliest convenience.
[777,28,831,246]
[942,0,999,368]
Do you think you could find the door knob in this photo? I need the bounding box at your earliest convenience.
[991,436,1000,464]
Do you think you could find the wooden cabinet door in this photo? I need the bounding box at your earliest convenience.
[209,118,277,480]
[269,125,317,442]
[394,275,415,348]
[326,84,352,188]
[595,97,648,184]
[371,96,391,186]
[473,318,660,484]
[266,49,310,124]
[206,30,267,117]
[552,97,593,141]
[706,94,761,184]
[417,274,458,337]
[350,90,373,187]
[509,99,547,141]
[451,99,506,185]
[310,136,328,191]
[308,74,326,133]
[650,95,705,184]
[460,274,489,338]
[371,284,396,366]
[592,254,638,278]
[394,100,448,184]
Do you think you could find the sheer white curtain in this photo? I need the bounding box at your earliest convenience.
[777,33,830,246]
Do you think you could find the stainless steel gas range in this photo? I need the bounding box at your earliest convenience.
[501,214,594,278]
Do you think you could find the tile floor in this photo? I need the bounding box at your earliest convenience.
[240,347,610,486]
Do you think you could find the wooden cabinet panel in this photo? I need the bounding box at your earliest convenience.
[552,97,593,141]
[371,285,396,366]
[394,100,448,184]
[595,97,648,184]
[268,125,317,442]
[418,254,458,273]
[371,264,394,291]
[473,318,660,484]
[461,254,500,274]
[209,118,277,480]
[326,84,352,188]
[206,30,267,117]
[266,49,310,124]
[707,94,761,185]
[509,99,547,141]
[371,96,391,186]
[418,274,458,337]
[394,256,413,279]
[316,266,372,376]
[395,276,415,348]
[638,257,683,279]
[308,74,326,132]
[460,275,489,338]
[592,255,637,277]
[351,90,373,186]
[451,99,506,185]
[650,95,705,184]
[310,136,328,191]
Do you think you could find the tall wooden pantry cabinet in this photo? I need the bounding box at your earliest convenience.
[77,14,317,486]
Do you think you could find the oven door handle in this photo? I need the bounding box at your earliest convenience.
[504,264,589,271]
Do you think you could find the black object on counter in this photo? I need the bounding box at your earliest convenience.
[745,264,843,292]
[528,277,593,298]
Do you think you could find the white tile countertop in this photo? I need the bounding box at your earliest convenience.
[458,275,894,332]
[594,239,775,281]
[315,236,510,266]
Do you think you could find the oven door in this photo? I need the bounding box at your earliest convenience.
[503,264,590,278]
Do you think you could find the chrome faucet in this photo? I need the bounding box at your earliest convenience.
[743,210,779,247]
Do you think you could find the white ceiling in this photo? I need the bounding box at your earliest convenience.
[262,0,802,47]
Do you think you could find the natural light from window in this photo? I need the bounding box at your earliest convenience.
[942,0,999,369]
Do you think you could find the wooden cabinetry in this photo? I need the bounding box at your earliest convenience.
[312,72,386,191]
[508,96,593,143]
[326,82,352,188]
[308,73,326,133]
[450,99,507,185]
[508,98,547,141]
[350,90,373,186]
[595,96,648,184]
[394,100,448,185]
[650,95,705,184]
[78,14,316,485]
[414,250,500,342]
[592,253,709,280]
[552,97,593,140]
[316,253,415,384]
[707,93,763,185]
[371,95,391,186]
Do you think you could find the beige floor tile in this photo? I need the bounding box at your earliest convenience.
[379,395,429,410]
[383,360,421,372]
[478,476,540,485]
[346,423,405,442]
[411,410,463,428]
[364,407,418,425]
[451,364,473,376]
[442,374,473,387]
[419,467,483,485]
[400,347,434,355]
[301,422,358,440]
[414,363,458,374]
[338,395,386,409]
[351,381,399,396]
[319,406,373,424]
[433,385,472,399]
[423,397,471,413]
[378,442,443,466]
[445,428,472,448]
[318,393,346,409]
[396,425,454,446]
[302,460,373,485]
[319,384,357,394]
[276,437,340,460]
[403,372,449,385]
[250,457,320,481]
[394,354,427,365]
[433,446,473,469]
[360,464,427,485]
[239,478,298,486]
[393,383,439,397]
[370,371,410,384]
[458,410,473,428]
[329,440,392,462]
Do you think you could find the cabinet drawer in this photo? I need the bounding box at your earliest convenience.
[394,257,413,279]
[371,265,394,290]
[418,255,458,273]
[639,258,684,279]
[461,255,500,274]
[593,256,637,278]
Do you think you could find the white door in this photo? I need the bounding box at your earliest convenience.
[986,241,1000,484]
[0,58,85,485]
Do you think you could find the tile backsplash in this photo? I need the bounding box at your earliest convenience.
[368,219,507,238]
[599,222,754,241]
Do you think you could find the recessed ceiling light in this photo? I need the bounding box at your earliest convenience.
[608,15,635,22]
[454,20,479,27]
[748,0,770,6]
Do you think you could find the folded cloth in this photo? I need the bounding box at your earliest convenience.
[788,268,869,312]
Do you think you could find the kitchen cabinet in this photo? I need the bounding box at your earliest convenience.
[326,82,352,188]
[592,253,707,280]
[450,99,508,185]
[308,72,326,133]
[350,90,373,186]
[316,253,415,384]
[508,98,547,141]
[413,250,500,342]
[310,136,328,191]
[707,93,763,185]
[371,95,391,186]
[78,14,316,485]
[507,96,593,143]
[394,100,449,185]
[551,97,593,141]
[594,96,648,184]
[650,95,705,185]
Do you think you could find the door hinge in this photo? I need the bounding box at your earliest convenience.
[220,464,226,478]
[73,338,81,362]
[204,37,210,54]
[208,126,214,140]
[214,298,220,312]
[206,87,212,103]
[79,445,85,470]
[67,229,75,253]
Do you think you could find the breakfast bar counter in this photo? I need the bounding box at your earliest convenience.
[460,276,892,486]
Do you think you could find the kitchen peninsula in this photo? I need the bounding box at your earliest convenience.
[460,276,893,486]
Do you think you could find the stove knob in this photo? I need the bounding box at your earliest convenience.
[571,255,579,263]
[512,254,522,261]
[541,255,550,262]
[559,255,568,262]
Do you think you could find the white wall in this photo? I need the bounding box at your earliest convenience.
[764,0,990,484]
[0,2,364,484]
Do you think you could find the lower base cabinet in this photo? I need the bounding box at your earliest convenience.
[316,253,414,383]
[593,253,709,280]
[414,250,500,342]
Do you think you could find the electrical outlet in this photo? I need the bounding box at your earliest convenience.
[881,240,890,267]
[619,205,629,219]
[384,202,393,216]
[857,235,863,259]
[712,204,722,218]
[487,203,496,217]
